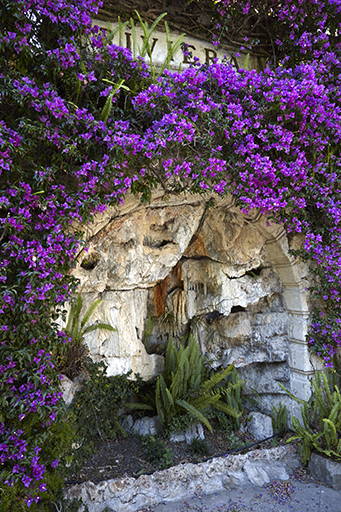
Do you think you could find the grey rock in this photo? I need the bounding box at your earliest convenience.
[121,415,134,434]
[247,412,273,441]
[239,362,290,395]
[244,461,270,486]
[185,424,205,443]
[169,431,186,442]
[170,424,205,444]
[309,452,341,490]
[60,374,83,407]
[132,416,159,436]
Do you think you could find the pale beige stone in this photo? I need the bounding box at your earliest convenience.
[73,204,205,293]
[84,481,107,502]
[60,374,83,407]
[184,208,268,276]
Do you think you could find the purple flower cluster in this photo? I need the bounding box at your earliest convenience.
[0,349,63,505]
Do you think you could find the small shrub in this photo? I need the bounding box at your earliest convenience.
[69,360,140,469]
[226,432,244,450]
[141,435,173,468]
[188,437,211,456]
[213,410,235,433]
[129,375,157,414]
[167,414,195,434]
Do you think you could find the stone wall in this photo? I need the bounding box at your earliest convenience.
[65,446,300,512]
[70,192,322,416]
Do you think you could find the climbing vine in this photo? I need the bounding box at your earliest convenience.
[0,0,340,507]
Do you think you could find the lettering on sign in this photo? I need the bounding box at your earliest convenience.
[95,21,255,69]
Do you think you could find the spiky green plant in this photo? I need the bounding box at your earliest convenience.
[280,371,341,463]
[271,402,288,434]
[94,11,185,125]
[217,365,244,430]
[129,11,185,80]
[65,293,116,345]
[155,334,242,432]
[101,10,185,74]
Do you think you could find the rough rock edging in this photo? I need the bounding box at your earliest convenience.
[65,445,299,512]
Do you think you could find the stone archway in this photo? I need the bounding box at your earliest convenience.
[71,192,320,418]
[253,212,323,417]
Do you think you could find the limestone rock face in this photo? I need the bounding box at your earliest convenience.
[180,262,282,319]
[80,289,164,378]
[184,208,268,276]
[204,294,289,369]
[73,203,205,293]
[69,195,293,405]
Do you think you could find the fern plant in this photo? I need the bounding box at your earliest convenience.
[155,334,242,432]
[217,365,244,430]
[280,371,341,463]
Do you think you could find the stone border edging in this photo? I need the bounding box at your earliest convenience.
[65,445,299,512]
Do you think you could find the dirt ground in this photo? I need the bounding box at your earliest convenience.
[67,423,292,484]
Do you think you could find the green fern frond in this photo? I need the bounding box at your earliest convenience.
[159,21,185,76]
[191,393,221,411]
[152,334,245,430]
[282,370,341,462]
[65,294,116,346]
[279,383,307,405]
[100,79,126,123]
[175,399,213,433]
[200,364,235,393]
[213,399,242,419]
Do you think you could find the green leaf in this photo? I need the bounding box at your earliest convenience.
[214,399,242,419]
[100,79,125,123]
[126,403,154,410]
[175,399,213,433]
[82,323,116,336]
